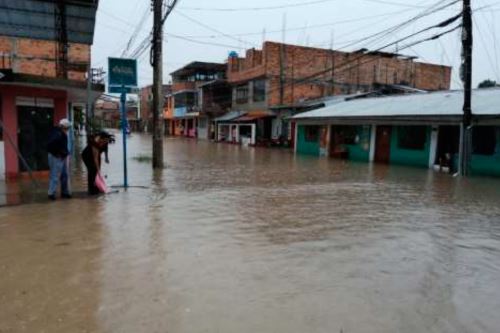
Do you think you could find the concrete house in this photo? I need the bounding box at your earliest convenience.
[138,84,171,132]
[293,89,500,177]
[0,0,103,179]
[164,62,227,138]
[224,41,452,147]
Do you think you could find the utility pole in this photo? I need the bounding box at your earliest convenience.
[152,0,164,169]
[460,0,473,176]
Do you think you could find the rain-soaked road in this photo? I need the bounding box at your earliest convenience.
[1,133,500,333]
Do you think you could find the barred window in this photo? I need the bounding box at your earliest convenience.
[397,126,427,150]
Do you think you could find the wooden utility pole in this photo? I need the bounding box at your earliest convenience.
[152,0,164,169]
[460,0,473,176]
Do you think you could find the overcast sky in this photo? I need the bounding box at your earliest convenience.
[92,0,500,90]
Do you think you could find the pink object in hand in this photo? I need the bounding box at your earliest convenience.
[95,173,109,193]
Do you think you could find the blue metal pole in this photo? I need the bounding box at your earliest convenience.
[120,87,128,188]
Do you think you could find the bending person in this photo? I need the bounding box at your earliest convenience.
[82,131,114,195]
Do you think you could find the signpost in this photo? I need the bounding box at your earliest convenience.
[108,57,138,189]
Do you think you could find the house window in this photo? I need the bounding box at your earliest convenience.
[236,85,249,104]
[253,79,266,102]
[304,126,319,142]
[472,127,497,155]
[335,126,358,145]
[397,126,427,150]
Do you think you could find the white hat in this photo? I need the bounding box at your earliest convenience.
[59,118,72,128]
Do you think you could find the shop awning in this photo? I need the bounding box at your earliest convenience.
[234,111,275,122]
[214,111,246,122]
[174,112,199,119]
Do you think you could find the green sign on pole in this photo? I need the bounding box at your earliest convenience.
[108,57,138,88]
[107,57,138,189]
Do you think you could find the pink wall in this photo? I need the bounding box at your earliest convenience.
[0,85,68,178]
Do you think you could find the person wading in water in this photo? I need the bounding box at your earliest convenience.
[81,131,114,195]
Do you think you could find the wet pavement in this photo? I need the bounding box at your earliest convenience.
[1,133,500,333]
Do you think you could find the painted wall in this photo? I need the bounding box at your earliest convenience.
[297,125,320,156]
[471,126,500,177]
[0,85,67,178]
[389,126,431,168]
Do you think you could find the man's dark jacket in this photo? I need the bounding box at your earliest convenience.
[47,127,69,158]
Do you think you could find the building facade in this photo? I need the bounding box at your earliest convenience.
[0,0,103,178]
[138,84,171,132]
[164,62,227,138]
[293,89,500,178]
[224,41,452,147]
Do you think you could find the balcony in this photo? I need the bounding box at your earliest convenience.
[172,81,197,92]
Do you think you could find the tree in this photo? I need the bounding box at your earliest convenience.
[478,79,498,89]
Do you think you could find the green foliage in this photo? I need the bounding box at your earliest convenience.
[478,79,498,89]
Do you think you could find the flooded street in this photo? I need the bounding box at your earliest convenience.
[1,133,500,333]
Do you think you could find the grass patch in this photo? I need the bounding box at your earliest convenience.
[133,155,153,163]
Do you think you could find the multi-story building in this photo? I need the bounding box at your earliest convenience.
[222,41,452,146]
[0,0,103,178]
[164,62,227,138]
[138,84,171,132]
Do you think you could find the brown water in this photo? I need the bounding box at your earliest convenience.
[1,133,500,333]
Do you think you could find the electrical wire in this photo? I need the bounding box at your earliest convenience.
[121,6,152,57]
[177,7,417,40]
[263,12,464,97]
[179,0,431,12]
[175,11,257,47]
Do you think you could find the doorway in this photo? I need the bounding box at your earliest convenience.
[435,126,460,172]
[375,126,392,163]
[17,106,54,171]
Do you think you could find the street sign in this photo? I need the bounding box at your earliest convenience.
[108,57,138,88]
[108,86,140,94]
[107,57,137,189]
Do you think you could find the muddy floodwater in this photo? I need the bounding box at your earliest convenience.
[1,133,500,333]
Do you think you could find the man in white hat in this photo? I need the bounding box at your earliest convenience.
[46,118,72,200]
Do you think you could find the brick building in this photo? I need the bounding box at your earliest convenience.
[0,0,103,178]
[224,41,452,145]
[164,62,227,138]
[138,84,171,131]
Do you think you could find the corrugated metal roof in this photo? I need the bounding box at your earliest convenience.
[234,111,274,122]
[0,0,98,44]
[294,89,500,120]
[214,111,246,122]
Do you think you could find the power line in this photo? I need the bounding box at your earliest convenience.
[176,7,417,39]
[175,11,257,47]
[121,6,152,57]
[473,17,500,81]
[179,0,432,12]
[166,33,248,49]
[264,12,463,96]
[338,0,461,51]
